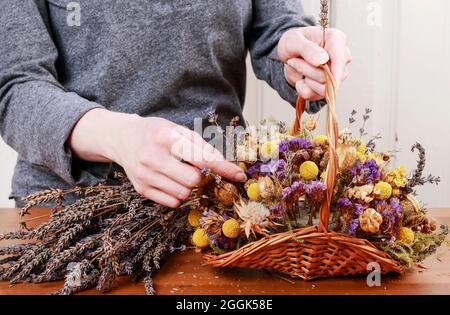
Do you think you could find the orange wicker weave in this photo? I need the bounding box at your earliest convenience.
[203,64,405,280]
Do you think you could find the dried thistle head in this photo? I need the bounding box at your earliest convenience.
[234,200,273,238]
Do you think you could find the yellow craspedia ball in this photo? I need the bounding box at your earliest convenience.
[238,162,247,171]
[188,209,202,227]
[313,135,327,145]
[398,227,415,244]
[375,181,392,200]
[259,141,278,161]
[299,161,319,181]
[222,219,241,239]
[246,182,260,201]
[192,228,209,249]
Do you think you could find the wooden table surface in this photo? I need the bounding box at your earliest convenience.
[1,208,449,295]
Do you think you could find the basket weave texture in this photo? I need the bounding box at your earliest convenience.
[203,64,405,279]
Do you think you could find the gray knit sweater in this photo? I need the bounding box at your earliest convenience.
[0,0,323,203]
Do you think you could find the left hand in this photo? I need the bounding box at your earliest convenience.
[278,26,352,100]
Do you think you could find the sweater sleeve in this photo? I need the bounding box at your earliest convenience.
[0,0,105,185]
[249,0,325,114]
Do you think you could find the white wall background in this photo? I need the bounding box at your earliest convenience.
[1,0,449,207]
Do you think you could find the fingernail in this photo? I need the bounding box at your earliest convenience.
[235,172,247,182]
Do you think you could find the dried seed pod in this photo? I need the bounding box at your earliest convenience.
[214,183,239,207]
[257,177,275,199]
[311,146,323,162]
[337,143,357,170]
[359,208,383,234]
[305,117,317,131]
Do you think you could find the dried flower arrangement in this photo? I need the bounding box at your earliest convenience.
[190,110,447,271]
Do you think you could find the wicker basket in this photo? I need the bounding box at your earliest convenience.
[203,64,405,280]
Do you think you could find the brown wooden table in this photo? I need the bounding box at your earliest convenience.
[1,208,449,295]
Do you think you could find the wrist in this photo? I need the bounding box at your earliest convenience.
[103,111,145,166]
[69,108,144,165]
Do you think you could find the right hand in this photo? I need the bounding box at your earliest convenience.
[69,109,247,208]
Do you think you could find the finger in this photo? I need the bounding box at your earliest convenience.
[325,33,352,87]
[304,77,325,97]
[171,126,225,163]
[138,186,181,208]
[177,129,247,183]
[160,157,203,188]
[280,30,329,66]
[147,171,193,200]
[330,58,346,87]
[295,80,323,101]
[286,58,326,83]
[284,63,305,87]
[169,134,246,182]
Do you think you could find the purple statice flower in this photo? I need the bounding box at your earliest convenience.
[337,197,352,208]
[354,203,364,216]
[222,212,232,220]
[304,181,326,195]
[279,138,311,153]
[348,161,362,178]
[288,138,311,151]
[207,233,218,246]
[218,234,230,250]
[372,199,387,208]
[246,162,262,177]
[390,197,402,218]
[347,218,360,235]
[305,181,327,205]
[282,187,292,200]
[291,181,305,193]
[279,141,289,153]
[270,203,284,217]
[348,159,380,184]
[361,159,381,184]
[282,181,306,204]
[380,208,396,235]
[260,159,286,177]
[276,169,286,180]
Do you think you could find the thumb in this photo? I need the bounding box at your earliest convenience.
[279,30,329,67]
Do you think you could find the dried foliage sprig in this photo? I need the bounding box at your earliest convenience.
[0,174,190,294]
[406,143,440,192]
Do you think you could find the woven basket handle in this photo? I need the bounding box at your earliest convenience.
[291,64,339,232]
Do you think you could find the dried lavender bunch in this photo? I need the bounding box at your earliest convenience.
[319,0,329,29]
[0,174,190,294]
[406,142,440,192]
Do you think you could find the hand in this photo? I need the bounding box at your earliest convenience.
[278,26,352,100]
[69,109,246,208]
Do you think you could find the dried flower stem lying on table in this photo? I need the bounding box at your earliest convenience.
[0,173,191,295]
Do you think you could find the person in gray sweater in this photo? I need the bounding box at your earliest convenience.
[0,0,351,207]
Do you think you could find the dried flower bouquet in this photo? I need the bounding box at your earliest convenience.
[191,110,447,273]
